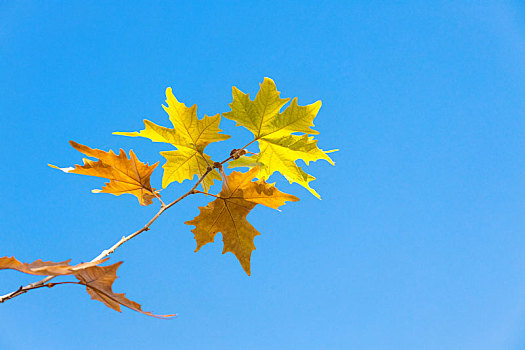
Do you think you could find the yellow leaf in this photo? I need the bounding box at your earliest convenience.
[49,141,159,206]
[224,78,290,138]
[114,88,230,191]
[185,167,298,275]
[223,78,335,198]
[160,147,221,190]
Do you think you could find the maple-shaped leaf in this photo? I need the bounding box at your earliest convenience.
[223,78,336,198]
[0,256,107,276]
[114,88,230,192]
[49,141,159,206]
[185,167,298,275]
[74,262,174,318]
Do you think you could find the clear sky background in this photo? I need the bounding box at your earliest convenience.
[1,2,524,349]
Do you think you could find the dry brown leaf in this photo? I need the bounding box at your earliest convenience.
[185,167,298,275]
[50,141,159,206]
[0,256,107,276]
[74,262,175,319]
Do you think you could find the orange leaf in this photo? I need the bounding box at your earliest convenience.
[0,256,107,276]
[50,141,159,206]
[74,262,175,318]
[185,167,298,275]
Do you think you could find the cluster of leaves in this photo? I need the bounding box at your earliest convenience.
[0,257,172,318]
[1,78,335,317]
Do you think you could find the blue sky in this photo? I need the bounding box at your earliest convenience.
[1,1,524,349]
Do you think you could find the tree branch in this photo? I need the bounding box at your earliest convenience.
[0,164,217,304]
[193,190,220,198]
[0,281,82,304]
[152,190,166,207]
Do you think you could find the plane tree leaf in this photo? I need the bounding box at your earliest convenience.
[185,167,298,275]
[160,147,221,190]
[1,78,336,316]
[224,77,336,198]
[114,88,230,192]
[49,141,159,206]
[0,256,107,276]
[0,256,173,318]
[74,262,175,319]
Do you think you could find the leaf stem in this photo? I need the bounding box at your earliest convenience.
[152,191,166,207]
[193,190,220,198]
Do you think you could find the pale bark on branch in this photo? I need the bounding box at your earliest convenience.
[0,144,252,304]
[0,166,214,303]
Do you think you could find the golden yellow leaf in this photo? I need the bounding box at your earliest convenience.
[160,146,221,189]
[50,141,159,206]
[74,262,175,318]
[114,88,230,191]
[185,167,298,275]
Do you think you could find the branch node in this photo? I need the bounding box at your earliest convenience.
[230,148,247,160]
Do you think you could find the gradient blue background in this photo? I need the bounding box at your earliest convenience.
[1,2,524,349]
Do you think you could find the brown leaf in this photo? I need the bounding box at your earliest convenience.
[0,256,107,276]
[50,141,159,206]
[185,167,298,275]
[74,262,175,318]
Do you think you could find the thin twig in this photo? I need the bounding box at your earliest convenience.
[193,190,220,198]
[152,190,166,207]
[219,155,234,165]
[220,139,256,165]
[1,137,257,304]
[242,139,257,150]
[0,164,217,304]
[0,282,81,304]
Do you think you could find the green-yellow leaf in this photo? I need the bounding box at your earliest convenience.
[114,88,230,191]
[224,78,336,198]
[160,147,221,189]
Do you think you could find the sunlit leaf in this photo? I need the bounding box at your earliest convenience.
[49,141,159,206]
[114,88,230,191]
[185,167,298,275]
[224,78,336,198]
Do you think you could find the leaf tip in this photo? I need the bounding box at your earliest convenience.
[69,140,81,148]
[308,187,322,200]
[48,164,74,173]
[113,131,137,137]
[262,76,275,85]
